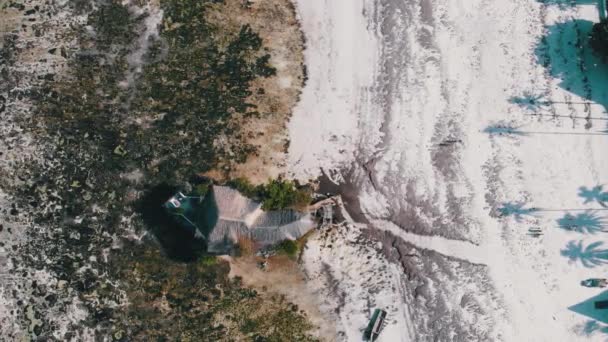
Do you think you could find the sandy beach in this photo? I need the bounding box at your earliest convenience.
[289,0,608,340]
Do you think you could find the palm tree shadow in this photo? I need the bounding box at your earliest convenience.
[483,123,528,137]
[509,92,550,111]
[557,211,606,233]
[537,0,599,8]
[578,185,608,206]
[534,19,608,112]
[578,319,608,336]
[561,240,608,267]
[498,202,540,221]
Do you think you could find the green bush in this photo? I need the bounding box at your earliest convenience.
[193,183,210,197]
[199,255,217,266]
[226,177,258,198]
[275,239,298,258]
[240,318,259,334]
[258,178,311,210]
[226,177,312,210]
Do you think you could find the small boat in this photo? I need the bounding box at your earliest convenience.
[581,278,608,288]
[363,308,387,341]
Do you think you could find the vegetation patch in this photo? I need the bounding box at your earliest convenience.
[227,177,312,210]
[275,239,299,258]
[4,0,314,339]
[111,243,318,341]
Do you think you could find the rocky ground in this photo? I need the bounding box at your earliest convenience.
[0,0,315,340]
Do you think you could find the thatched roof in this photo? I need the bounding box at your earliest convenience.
[203,186,316,253]
[212,185,261,222]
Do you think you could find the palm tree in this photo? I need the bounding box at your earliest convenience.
[557,211,606,234]
[561,240,608,267]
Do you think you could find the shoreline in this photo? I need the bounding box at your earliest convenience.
[289,0,608,341]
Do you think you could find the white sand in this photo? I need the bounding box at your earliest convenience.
[287,0,380,182]
[290,0,608,340]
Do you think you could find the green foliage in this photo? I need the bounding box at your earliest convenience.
[199,255,217,266]
[275,239,298,258]
[111,243,318,341]
[87,0,141,50]
[33,0,278,216]
[240,318,258,334]
[226,177,312,210]
[25,0,271,260]
[226,177,258,198]
[258,178,311,211]
[591,20,608,62]
[18,0,314,339]
[194,183,210,197]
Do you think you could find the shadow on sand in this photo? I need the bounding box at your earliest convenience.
[136,183,206,262]
[509,92,551,111]
[579,185,608,205]
[570,290,608,324]
[538,0,600,7]
[557,211,606,233]
[497,202,540,221]
[534,19,608,112]
[561,240,608,267]
[483,124,528,136]
[578,319,608,337]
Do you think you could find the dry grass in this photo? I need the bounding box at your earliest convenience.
[224,252,336,341]
[204,0,305,185]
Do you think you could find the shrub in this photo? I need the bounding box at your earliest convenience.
[258,178,311,211]
[241,319,258,334]
[275,239,298,258]
[199,255,217,266]
[226,177,312,210]
[226,177,258,198]
[193,183,210,197]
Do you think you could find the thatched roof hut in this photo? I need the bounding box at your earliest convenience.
[164,185,316,254]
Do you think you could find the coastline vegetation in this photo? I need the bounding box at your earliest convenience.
[227,177,312,210]
[11,0,315,339]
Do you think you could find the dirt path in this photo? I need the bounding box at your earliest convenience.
[223,254,337,341]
